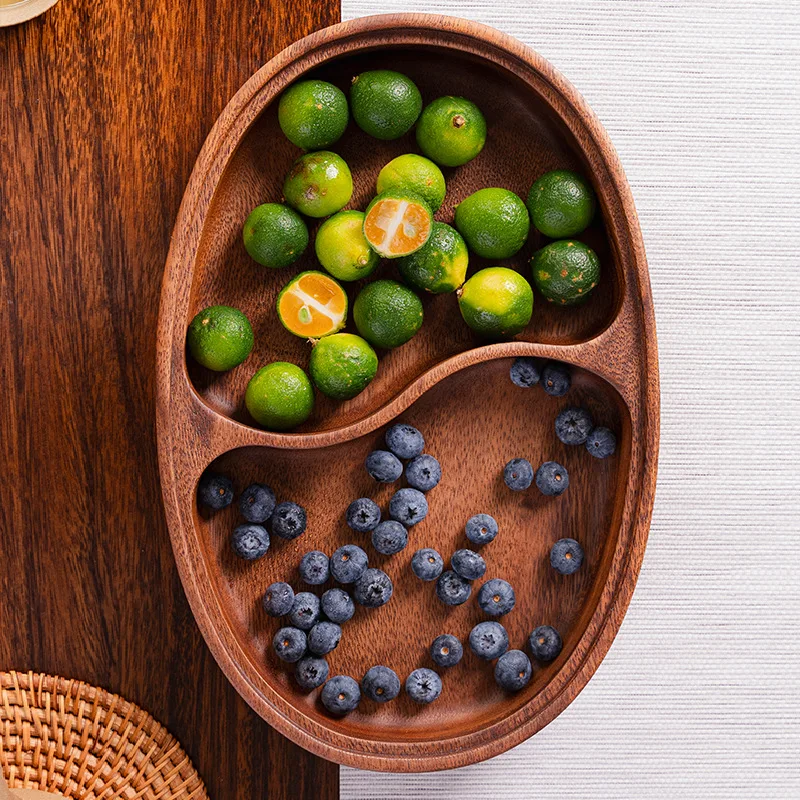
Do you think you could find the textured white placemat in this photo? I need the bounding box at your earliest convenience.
[339,1,800,797]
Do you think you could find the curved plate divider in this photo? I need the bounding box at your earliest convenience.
[157,14,659,772]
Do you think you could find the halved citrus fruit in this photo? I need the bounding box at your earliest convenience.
[363,192,433,259]
[277,270,348,339]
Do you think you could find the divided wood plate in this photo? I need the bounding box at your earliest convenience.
[156,14,659,772]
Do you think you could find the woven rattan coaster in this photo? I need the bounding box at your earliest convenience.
[0,672,208,799]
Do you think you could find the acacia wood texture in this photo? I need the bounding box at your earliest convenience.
[0,1,339,798]
[157,14,660,772]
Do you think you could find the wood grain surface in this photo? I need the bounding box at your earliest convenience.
[0,1,340,797]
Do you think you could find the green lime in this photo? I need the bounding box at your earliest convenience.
[376,154,446,213]
[187,305,253,371]
[531,240,600,305]
[416,96,487,167]
[242,203,309,268]
[350,70,422,140]
[353,280,423,349]
[457,267,533,338]
[283,151,353,218]
[309,333,378,400]
[315,210,379,281]
[278,79,349,151]
[245,362,314,430]
[527,170,596,238]
[454,188,530,259]
[397,222,468,294]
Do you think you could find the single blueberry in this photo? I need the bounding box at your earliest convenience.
[272,626,307,663]
[504,458,533,491]
[555,407,594,446]
[411,548,444,581]
[405,454,442,492]
[477,578,516,616]
[586,426,617,458]
[469,621,509,660]
[510,357,541,388]
[346,497,382,533]
[389,488,429,526]
[361,665,401,703]
[435,570,472,606]
[495,649,532,692]
[365,450,403,483]
[299,550,330,585]
[405,668,442,705]
[321,588,355,623]
[294,656,329,691]
[353,568,393,608]
[238,482,276,523]
[529,625,563,661]
[231,524,270,560]
[198,472,233,510]
[541,361,571,396]
[385,423,425,460]
[451,549,486,581]
[308,621,342,655]
[430,634,463,668]
[535,461,569,496]
[329,544,369,584]
[371,520,408,555]
[550,538,584,575]
[465,514,499,546]
[288,591,321,631]
[321,675,361,715]
[270,501,307,540]
[262,581,294,617]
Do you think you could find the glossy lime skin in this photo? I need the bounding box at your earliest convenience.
[245,362,314,430]
[309,333,378,400]
[278,79,349,151]
[243,203,309,268]
[526,170,596,238]
[350,70,422,140]
[455,188,530,259]
[283,151,353,218]
[416,96,487,167]
[397,222,468,294]
[187,305,253,371]
[376,154,446,213]
[353,280,424,349]
[457,267,533,338]
[315,210,379,281]
[531,240,600,305]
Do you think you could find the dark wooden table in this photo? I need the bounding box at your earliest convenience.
[0,2,340,797]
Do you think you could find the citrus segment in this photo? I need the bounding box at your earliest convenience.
[363,193,432,258]
[277,271,347,338]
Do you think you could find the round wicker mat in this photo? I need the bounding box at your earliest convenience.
[0,672,208,799]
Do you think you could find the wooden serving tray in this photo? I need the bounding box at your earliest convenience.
[156,14,659,772]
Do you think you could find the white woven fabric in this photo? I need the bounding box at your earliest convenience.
[339,1,800,797]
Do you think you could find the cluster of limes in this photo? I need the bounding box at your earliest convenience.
[186,70,601,432]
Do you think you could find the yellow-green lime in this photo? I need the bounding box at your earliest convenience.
[376,154,446,213]
[531,240,600,305]
[283,151,353,218]
[353,280,423,349]
[243,203,309,268]
[527,170,596,238]
[416,96,487,167]
[457,267,533,338]
[455,188,530,259]
[187,305,253,371]
[397,221,468,294]
[245,362,314,431]
[309,333,378,400]
[315,210,379,281]
[278,79,349,151]
[350,70,422,140]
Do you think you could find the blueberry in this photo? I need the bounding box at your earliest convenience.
[451,549,486,581]
[529,625,563,661]
[262,581,294,617]
[469,621,509,660]
[231,524,270,560]
[586,426,616,458]
[371,520,408,555]
[353,568,393,608]
[541,361,571,396]
[494,650,532,691]
[198,472,233,510]
[330,544,369,584]
[465,514,498,546]
[550,538,584,575]
[270,501,307,540]
[294,656,329,691]
[299,550,330,585]
[477,578,516,616]
[388,487,428,526]
[510,357,541,388]
[238,482,276,523]
[288,591,320,630]
[504,458,533,491]
[411,548,444,581]
[346,497,381,533]
[535,461,569,496]
[308,621,342,655]
[365,450,403,483]
[405,454,441,492]
[272,626,307,662]
[321,675,361,715]
[430,634,463,667]
[435,570,472,606]
[405,668,442,704]
[321,588,355,623]
[361,665,401,703]
[385,423,425,460]
[555,407,594,445]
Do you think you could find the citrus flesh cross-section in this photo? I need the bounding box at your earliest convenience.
[363,193,432,258]
[277,270,348,338]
